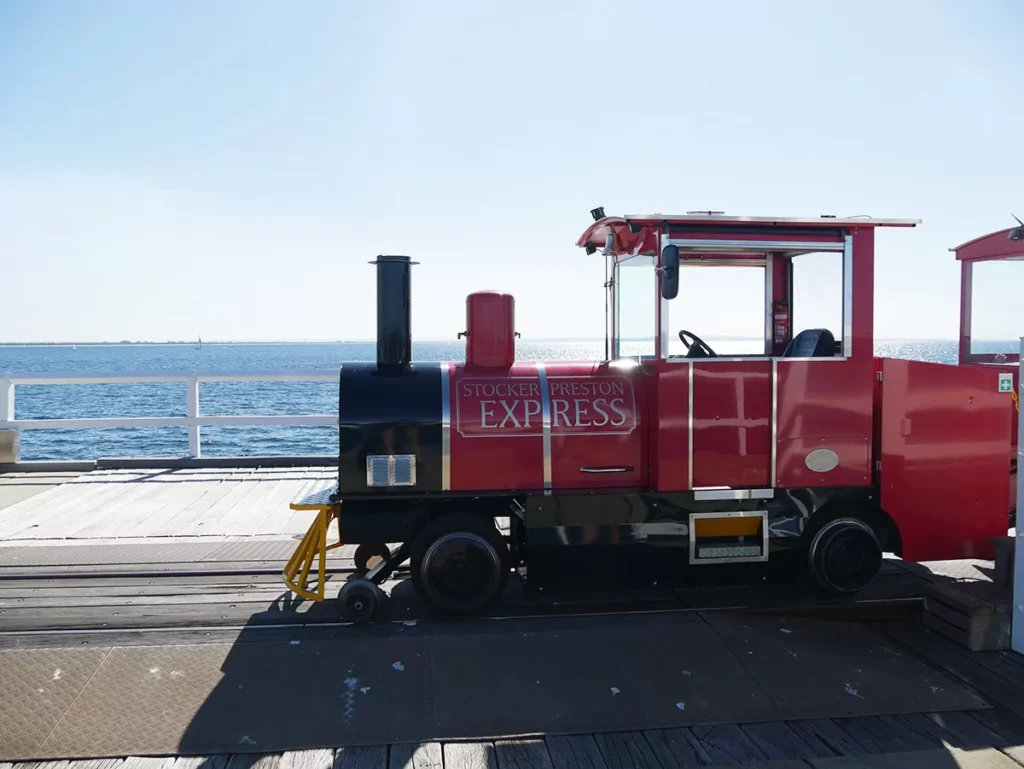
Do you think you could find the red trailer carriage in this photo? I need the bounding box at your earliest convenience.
[284,212,1018,621]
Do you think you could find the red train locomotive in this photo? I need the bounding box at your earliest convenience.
[285,211,1020,621]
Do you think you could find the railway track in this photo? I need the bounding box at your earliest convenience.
[0,555,928,644]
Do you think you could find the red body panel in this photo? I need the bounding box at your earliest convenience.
[651,363,689,491]
[450,362,645,492]
[451,363,544,491]
[545,362,645,489]
[878,358,1010,561]
[691,361,772,487]
[775,359,873,487]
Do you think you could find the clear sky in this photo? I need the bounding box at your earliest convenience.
[1,0,1021,343]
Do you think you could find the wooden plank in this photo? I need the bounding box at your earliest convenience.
[0,473,141,538]
[592,732,661,769]
[785,719,877,756]
[743,720,835,759]
[640,728,708,768]
[442,742,496,769]
[969,705,1024,744]
[279,749,333,769]
[334,747,387,769]
[688,724,767,765]
[173,758,229,769]
[832,716,917,753]
[0,587,290,608]
[389,742,443,769]
[809,747,1024,768]
[875,714,946,749]
[876,620,1024,719]
[546,735,609,769]
[224,755,283,769]
[123,759,183,769]
[154,469,255,535]
[494,739,554,769]
[65,762,123,769]
[911,711,1008,749]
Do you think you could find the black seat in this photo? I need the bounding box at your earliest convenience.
[783,328,835,358]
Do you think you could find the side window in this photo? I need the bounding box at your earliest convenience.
[615,255,656,358]
[791,251,843,351]
[668,265,766,356]
[969,261,1022,356]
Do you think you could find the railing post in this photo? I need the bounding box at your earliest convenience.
[0,378,19,463]
[186,374,201,458]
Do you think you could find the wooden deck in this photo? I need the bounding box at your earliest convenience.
[0,467,335,541]
[3,469,1024,767]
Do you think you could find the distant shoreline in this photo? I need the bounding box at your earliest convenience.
[0,337,968,347]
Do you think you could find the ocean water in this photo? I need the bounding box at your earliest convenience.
[0,339,1008,461]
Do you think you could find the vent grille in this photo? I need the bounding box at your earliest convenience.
[366,454,417,487]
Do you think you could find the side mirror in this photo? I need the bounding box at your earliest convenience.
[660,245,679,300]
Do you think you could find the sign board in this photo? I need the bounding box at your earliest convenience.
[456,375,637,437]
[999,373,1013,393]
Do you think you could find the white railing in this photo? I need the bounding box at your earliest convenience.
[0,370,338,462]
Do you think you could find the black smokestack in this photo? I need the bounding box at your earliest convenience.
[371,255,416,374]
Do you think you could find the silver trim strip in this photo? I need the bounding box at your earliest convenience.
[843,234,854,356]
[694,488,775,501]
[764,254,774,355]
[665,356,848,364]
[627,214,920,227]
[771,358,778,486]
[688,511,770,565]
[581,466,632,474]
[666,238,845,252]
[688,361,694,490]
[440,361,451,491]
[537,362,552,494]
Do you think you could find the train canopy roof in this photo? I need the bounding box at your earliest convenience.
[951,225,1024,262]
[576,213,920,256]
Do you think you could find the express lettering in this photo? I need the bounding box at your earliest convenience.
[456,376,635,437]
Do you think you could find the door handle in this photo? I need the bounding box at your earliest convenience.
[580,466,633,473]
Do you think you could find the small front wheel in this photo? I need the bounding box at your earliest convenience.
[339,577,383,622]
[411,514,510,615]
[808,517,882,595]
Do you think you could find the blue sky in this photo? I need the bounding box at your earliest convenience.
[1,0,1021,343]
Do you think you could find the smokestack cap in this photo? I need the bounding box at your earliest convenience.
[370,255,420,265]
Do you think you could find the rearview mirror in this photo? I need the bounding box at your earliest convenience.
[661,245,679,300]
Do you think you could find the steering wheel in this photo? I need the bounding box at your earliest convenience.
[678,330,718,358]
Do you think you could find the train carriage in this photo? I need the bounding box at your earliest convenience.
[284,211,1021,621]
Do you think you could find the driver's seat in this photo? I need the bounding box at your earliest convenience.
[783,328,835,358]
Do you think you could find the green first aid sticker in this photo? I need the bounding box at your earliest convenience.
[999,373,1013,393]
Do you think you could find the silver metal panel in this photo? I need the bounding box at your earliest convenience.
[659,293,670,360]
[365,454,417,487]
[693,488,774,501]
[771,358,778,486]
[393,454,415,486]
[625,213,920,227]
[367,455,391,487]
[843,234,854,357]
[580,466,631,474]
[698,544,763,559]
[537,362,553,494]
[688,511,770,565]
[678,258,767,267]
[440,361,451,491]
[666,238,845,253]
[764,254,774,355]
[688,362,694,490]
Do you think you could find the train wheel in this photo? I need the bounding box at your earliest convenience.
[410,514,509,615]
[808,517,882,595]
[339,577,382,622]
[354,542,392,573]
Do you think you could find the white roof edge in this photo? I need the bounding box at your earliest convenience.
[621,214,921,226]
